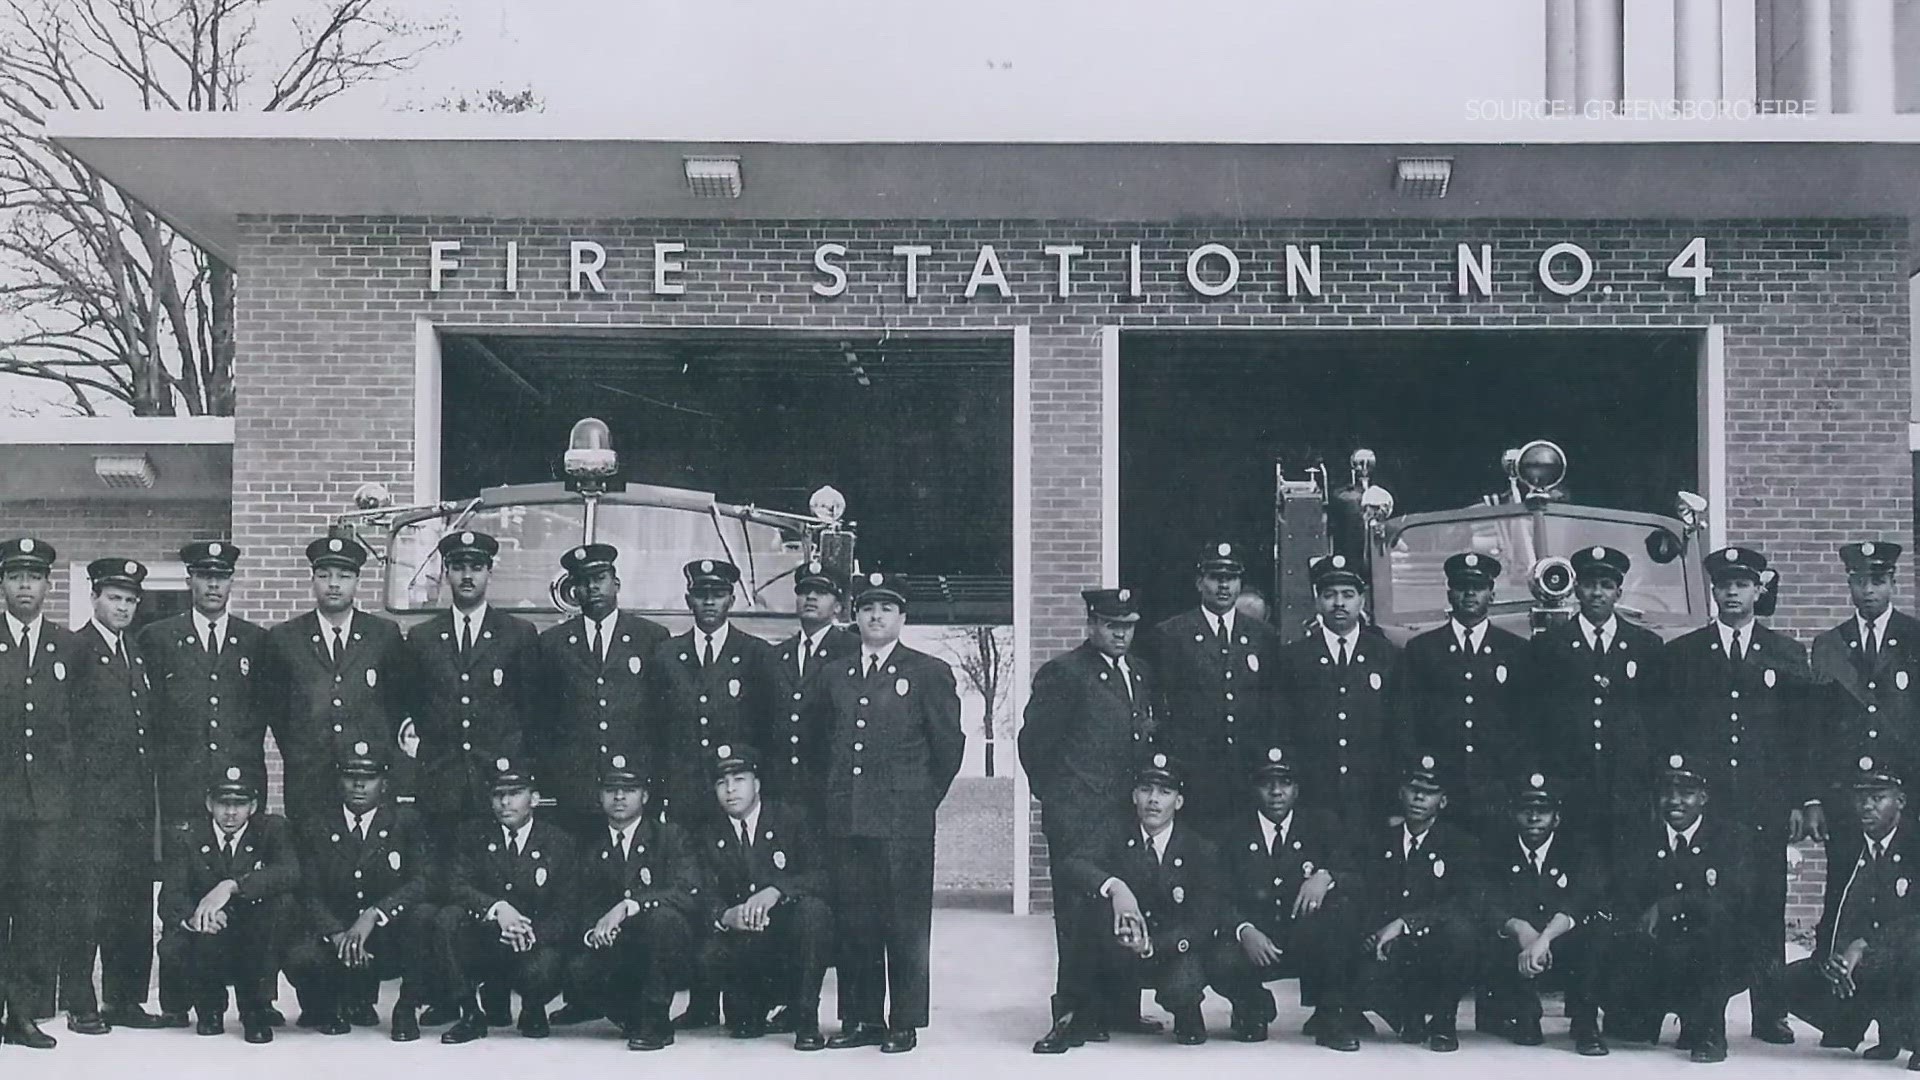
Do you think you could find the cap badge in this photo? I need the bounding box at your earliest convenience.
[700,560,714,573]
[1217,542,1231,556]
[1669,754,1685,768]
[209,543,222,556]
[1862,755,1876,770]
[574,547,587,560]
[773,850,787,869]
[1433,858,1446,878]
[717,745,732,759]
[354,741,369,755]
[1864,542,1878,557]
[1725,548,1740,561]
[1464,554,1478,567]
[1591,546,1605,559]
[1331,555,1347,568]
[612,754,627,769]
[1529,773,1545,788]
[1117,588,1130,601]
[1705,868,1717,886]
[226,766,241,781]
[808,560,822,574]
[461,531,475,544]
[868,571,884,586]
[1420,754,1435,769]
[1152,753,1168,768]
[18,539,32,553]
[1268,747,1284,763]
[124,560,138,575]
[496,757,510,771]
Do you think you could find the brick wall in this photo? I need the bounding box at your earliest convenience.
[229,215,1913,918]
[0,499,232,624]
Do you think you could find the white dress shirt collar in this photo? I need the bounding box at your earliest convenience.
[610,818,640,854]
[1321,624,1359,657]
[697,621,732,657]
[89,620,122,654]
[1520,832,1556,866]
[1667,817,1703,848]
[213,820,249,850]
[1449,617,1486,652]
[5,611,42,651]
[731,802,763,843]
[455,602,490,633]
[862,640,899,671]
[1143,821,1174,860]
[504,818,534,854]
[343,805,379,835]
[318,608,355,638]
[1577,613,1619,645]
[193,608,227,646]
[1206,608,1235,639]
[1860,607,1895,642]
[1258,809,1294,852]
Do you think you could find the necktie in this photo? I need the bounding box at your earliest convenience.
[114,638,128,668]
[866,655,878,680]
[1530,848,1543,874]
[221,835,236,863]
[1458,628,1472,655]
[1272,826,1285,858]
[702,635,715,668]
[1865,625,1879,668]
[1872,839,1885,862]
[352,814,366,841]
[204,623,215,655]
[738,820,752,850]
[330,626,345,665]
[1337,638,1350,668]
[1592,628,1607,655]
[591,621,604,664]
[461,615,474,653]
[1671,832,1683,855]
[613,830,628,863]
[1733,629,1745,661]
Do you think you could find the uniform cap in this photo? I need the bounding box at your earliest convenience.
[1851,755,1905,791]
[179,539,241,574]
[1197,540,1247,574]
[795,559,845,596]
[852,569,909,610]
[1705,546,1767,584]
[1309,553,1365,591]
[437,530,500,563]
[1082,587,1142,623]
[1571,545,1631,582]
[0,537,56,572]
[1511,769,1561,806]
[1135,751,1185,789]
[87,557,148,592]
[305,535,369,572]
[710,742,762,779]
[560,543,619,577]
[1840,542,1903,573]
[1402,752,1449,791]
[1660,752,1709,788]
[1443,551,1502,585]
[596,748,647,786]
[206,762,261,801]
[683,558,742,591]
[334,738,389,777]
[487,756,536,790]
[1251,745,1297,780]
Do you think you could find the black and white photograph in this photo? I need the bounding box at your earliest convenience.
[0,0,1918,1075]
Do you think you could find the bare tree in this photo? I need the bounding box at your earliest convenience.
[945,624,1012,777]
[0,0,460,415]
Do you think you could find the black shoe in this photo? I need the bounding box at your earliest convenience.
[828,1021,888,1049]
[518,1006,549,1039]
[1867,1042,1905,1061]
[1316,1012,1361,1052]
[1113,1014,1163,1035]
[156,1010,191,1028]
[1171,1008,1206,1045]
[391,1006,420,1043]
[550,1003,602,1026]
[673,1001,720,1030]
[2,1015,56,1049]
[1033,1016,1082,1054]
[102,1005,167,1029]
[418,1004,459,1026]
[1752,1018,1795,1045]
[1512,1016,1545,1046]
[795,1024,827,1051]
[65,1010,110,1035]
[881,1027,917,1053]
[1691,1035,1729,1063]
[196,1012,225,1036]
[627,1018,674,1051]
[314,1013,352,1036]
[1228,1017,1269,1043]
[242,1014,273,1044]
[729,1016,767,1039]
[343,1003,380,1028]
[260,1006,287,1028]
[1574,1027,1609,1056]
[441,1015,489,1044]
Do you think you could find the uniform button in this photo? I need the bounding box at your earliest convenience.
[1225,715,1235,724]
[792,692,803,701]
[460,696,470,705]
[332,699,342,707]
[353,870,362,879]
[22,703,30,712]
[1464,720,1473,729]
[208,743,217,750]
[1224,671,1234,681]
[1225,692,1235,701]
[1226,736,1235,745]
[599,745,608,753]
[461,673,470,682]
[24,753,31,762]
[1592,720,1602,729]
[461,720,471,728]
[332,724,342,733]
[209,696,220,706]
[1336,712,1347,721]
[859,698,869,706]
[599,699,608,707]
[1593,697,1604,706]
[1338,687,1347,695]
[853,743,863,751]
[790,713,801,722]
[597,677,606,686]
[1338,738,1348,747]
[700,739,710,747]
[1869,730,1879,738]
[462,742,471,750]
[1339,765,1348,774]
[1464,672,1474,681]
[210,673,219,682]
[1730,757,1739,767]
[1868,682,1878,691]
[1730,735,1739,744]
[699,717,709,725]
[1593,674,1604,684]
[1466,745,1475,753]
[334,675,342,684]
[856,720,866,728]
[698,695,708,704]
[1730,690,1739,699]
[1869,705,1880,714]
[599,722,609,731]
[1729,713,1739,721]
[210,721,219,729]
[1593,742,1603,750]
[790,735,799,744]
[852,766,863,776]
[1464,695,1474,705]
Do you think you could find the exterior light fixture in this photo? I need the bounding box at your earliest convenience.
[1394,156,1452,198]
[684,156,743,198]
[93,453,156,489]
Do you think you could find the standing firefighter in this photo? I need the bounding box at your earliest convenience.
[1810,542,1920,847]
[764,560,858,814]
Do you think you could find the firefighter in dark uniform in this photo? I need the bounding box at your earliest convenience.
[1810,542,1920,853]
[561,747,702,1051]
[60,557,165,1034]
[1023,587,1161,1053]
[1272,553,1403,830]
[765,560,858,814]
[437,756,580,1044]
[1662,545,1812,1045]
[140,540,271,829]
[1354,752,1483,1053]
[1774,755,1920,1061]
[0,536,78,1048]
[263,536,411,826]
[533,543,671,837]
[1207,745,1366,1051]
[1058,751,1221,1047]
[285,740,443,1041]
[154,763,298,1042]
[819,570,964,1054]
[649,558,776,832]
[1400,553,1530,836]
[1477,769,1611,1055]
[1141,541,1279,837]
[694,743,833,1050]
[403,529,540,846]
[1530,545,1664,850]
[1605,753,1752,1063]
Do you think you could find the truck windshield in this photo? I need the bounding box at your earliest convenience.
[1384,513,1697,618]
[384,501,806,614]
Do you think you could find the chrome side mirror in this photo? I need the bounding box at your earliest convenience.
[1676,490,1708,534]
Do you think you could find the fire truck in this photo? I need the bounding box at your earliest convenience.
[1272,440,1720,645]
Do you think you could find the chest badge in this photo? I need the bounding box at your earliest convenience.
[896,677,911,697]
[1433,858,1446,878]
[535,866,548,887]
[1556,872,1569,888]
[728,678,741,698]
[1368,672,1382,691]
[493,668,504,687]
[52,660,65,682]
[1172,885,1186,903]
[1625,659,1637,679]
[629,656,643,675]
[1705,867,1718,887]
[1763,669,1776,688]
[1246,654,1259,673]
[774,850,787,869]
[1899,671,1910,691]
[1495,664,1508,684]
[239,656,251,676]
[389,851,402,871]
[1302,860,1315,875]
[1899,877,1910,897]
[640,866,652,886]
[365,668,377,688]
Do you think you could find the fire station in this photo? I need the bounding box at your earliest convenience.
[23,107,1920,913]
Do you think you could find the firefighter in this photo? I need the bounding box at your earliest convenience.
[1660,545,1813,1046]
[139,540,271,831]
[1476,769,1610,1056]
[1023,587,1162,1052]
[1206,745,1365,1051]
[1604,754,1751,1064]
[1529,545,1663,851]
[262,536,411,826]
[533,543,671,837]
[403,529,540,847]
[1810,542,1920,841]
[1056,751,1221,1048]
[0,536,78,1048]
[1354,752,1483,1053]
[1140,540,1279,837]
[154,763,298,1043]
[1272,553,1403,830]
[1772,755,1919,1061]
[1399,552,1530,836]
[764,560,858,814]
[60,557,164,1035]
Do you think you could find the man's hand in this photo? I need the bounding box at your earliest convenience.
[190,881,238,934]
[585,904,628,949]
[739,887,781,931]
[1519,936,1555,978]
[1107,882,1144,940]
[492,902,535,952]
[720,904,755,933]
[502,922,538,953]
[1292,871,1335,919]
[1367,918,1407,962]
[1237,925,1284,968]
[335,910,380,967]
[1505,918,1541,952]
[1823,941,1868,999]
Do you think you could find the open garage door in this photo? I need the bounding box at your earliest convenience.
[1120,328,1702,623]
